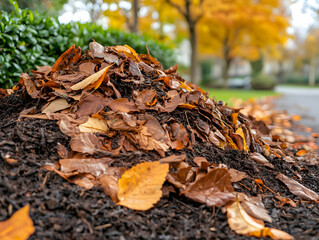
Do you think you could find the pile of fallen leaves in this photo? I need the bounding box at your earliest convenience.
[232,97,319,165]
[1,41,319,240]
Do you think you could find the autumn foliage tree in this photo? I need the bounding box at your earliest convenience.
[305,29,319,86]
[198,0,290,87]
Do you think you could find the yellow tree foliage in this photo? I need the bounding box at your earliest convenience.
[103,0,185,43]
[198,0,290,86]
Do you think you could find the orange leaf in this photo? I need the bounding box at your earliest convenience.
[254,179,263,184]
[311,133,319,138]
[291,115,301,121]
[124,45,141,62]
[178,103,197,109]
[51,44,81,72]
[117,161,169,210]
[0,205,35,240]
[179,81,193,91]
[231,112,239,126]
[296,149,307,156]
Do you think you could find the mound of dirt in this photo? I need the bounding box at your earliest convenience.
[0,42,318,239]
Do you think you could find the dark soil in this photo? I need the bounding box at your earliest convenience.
[0,92,318,240]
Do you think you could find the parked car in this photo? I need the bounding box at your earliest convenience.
[228,76,251,89]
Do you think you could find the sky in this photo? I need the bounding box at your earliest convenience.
[59,0,318,36]
[289,0,318,36]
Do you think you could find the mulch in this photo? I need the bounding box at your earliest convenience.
[0,91,318,240]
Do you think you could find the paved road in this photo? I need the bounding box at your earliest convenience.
[274,86,319,134]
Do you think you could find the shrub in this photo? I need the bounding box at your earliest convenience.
[0,7,175,87]
[251,73,276,90]
[200,59,213,86]
[250,58,264,77]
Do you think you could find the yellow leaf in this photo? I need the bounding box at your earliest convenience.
[124,44,141,62]
[79,117,109,133]
[117,161,169,210]
[114,45,131,54]
[235,128,249,152]
[70,65,111,91]
[226,198,293,239]
[179,81,193,91]
[42,98,70,114]
[0,205,35,240]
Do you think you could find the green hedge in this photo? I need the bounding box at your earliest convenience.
[0,7,175,87]
[251,73,276,90]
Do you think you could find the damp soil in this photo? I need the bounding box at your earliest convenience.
[0,92,318,240]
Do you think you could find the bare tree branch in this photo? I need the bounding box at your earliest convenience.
[166,0,187,18]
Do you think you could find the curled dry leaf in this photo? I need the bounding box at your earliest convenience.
[79,117,109,133]
[70,65,111,90]
[250,152,274,169]
[159,153,186,164]
[60,157,114,177]
[235,127,249,152]
[117,161,169,210]
[183,167,235,207]
[99,167,127,202]
[276,173,319,201]
[0,205,35,240]
[42,98,71,114]
[238,193,272,223]
[70,133,107,155]
[51,44,81,72]
[226,198,293,240]
[167,162,194,190]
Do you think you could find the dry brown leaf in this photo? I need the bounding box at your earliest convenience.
[109,98,139,113]
[70,133,107,155]
[72,173,98,189]
[75,92,111,117]
[159,153,186,163]
[276,173,319,201]
[79,117,109,133]
[167,162,194,190]
[250,152,274,169]
[70,65,111,90]
[238,193,272,223]
[183,167,235,207]
[60,158,114,177]
[99,167,127,202]
[226,198,293,239]
[229,168,248,183]
[117,161,169,210]
[0,205,35,240]
[42,98,71,114]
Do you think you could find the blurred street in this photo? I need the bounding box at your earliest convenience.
[275,86,319,134]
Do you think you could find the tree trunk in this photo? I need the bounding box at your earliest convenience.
[189,24,200,85]
[132,0,139,34]
[222,59,231,89]
[222,39,231,88]
[309,55,316,86]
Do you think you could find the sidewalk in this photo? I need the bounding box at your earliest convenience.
[274,86,319,144]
